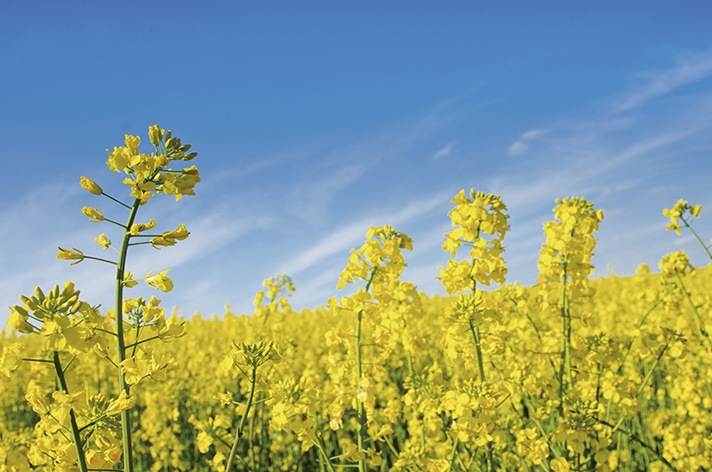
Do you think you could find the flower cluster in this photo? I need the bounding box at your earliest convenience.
[538,196,604,291]
[438,190,509,293]
[663,199,702,235]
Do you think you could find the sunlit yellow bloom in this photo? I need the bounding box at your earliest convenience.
[130,219,157,235]
[106,390,135,416]
[7,309,33,334]
[25,388,50,415]
[145,269,173,292]
[0,343,23,377]
[94,233,111,249]
[162,223,190,242]
[664,199,703,235]
[123,271,138,288]
[82,206,104,222]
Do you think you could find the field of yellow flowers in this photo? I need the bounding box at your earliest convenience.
[1,127,711,472]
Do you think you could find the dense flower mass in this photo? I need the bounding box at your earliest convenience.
[3,134,712,472]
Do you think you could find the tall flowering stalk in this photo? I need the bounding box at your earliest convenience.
[55,126,200,472]
[537,197,603,399]
[329,225,412,472]
[438,189,509,472]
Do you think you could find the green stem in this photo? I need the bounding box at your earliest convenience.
[354,268,377,472]
[468,321,486,383]
[83,256,118,266]
[356,308,367,472]
[102,193,132,210]
[226,367,257,472]
[313,436,338,472]
[595,418,679,472]
[447,437,459,472]
[559,258,573,400]
[53,351,88,472]
[115,197,142,472]
[466,275,493,472]
[681,216,712,261]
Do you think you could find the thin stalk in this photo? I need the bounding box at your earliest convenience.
[447,437,459,472]
[595,418,679,472]
[559,259,572,401]
[680,215,712,261]
[355,268,377,472]
[313,436,338,472]
[467,276,493,472]
[226,367,257,472]
[115,197,141,472]
[53,351,88,472]
[356,308,367,472]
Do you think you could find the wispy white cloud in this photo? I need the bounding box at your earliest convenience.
[613,50,712,112]
[521,129,549,140]
[507,129,549,156]
[507,141,528,156]
[279,190,450,276]
[286,164,367,223]
[433,140,457,159]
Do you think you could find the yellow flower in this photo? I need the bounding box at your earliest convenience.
[82,206,104,222]
[80,176,103,195]
[0,343,23,377]
[106,390,135,415]
[25,388,50,415]
[145,269,173,292]
[95,233,111,249]
[550,458,571,472]
[123,272,138,288]
[130,219,157,235]
[162,223,190,242]
[7,309,33,334]
[56,247,85,265]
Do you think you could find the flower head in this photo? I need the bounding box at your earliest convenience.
[145,269,173,292]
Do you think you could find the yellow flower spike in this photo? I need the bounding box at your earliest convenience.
[56,247,85,265]
[80,176,103,195]
[145,269,173,292]
[94,233,111,249]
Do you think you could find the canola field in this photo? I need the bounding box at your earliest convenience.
[2,127,712,472]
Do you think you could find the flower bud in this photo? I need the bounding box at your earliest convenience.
[149,125,163,146]
[80,177,103,195]
[82,207,105,222]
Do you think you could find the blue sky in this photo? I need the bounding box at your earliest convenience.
[2,1,712,327]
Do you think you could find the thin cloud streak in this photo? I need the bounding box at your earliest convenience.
[279,190,450,276]
[613,50,712,112]
[433,140,457,159]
